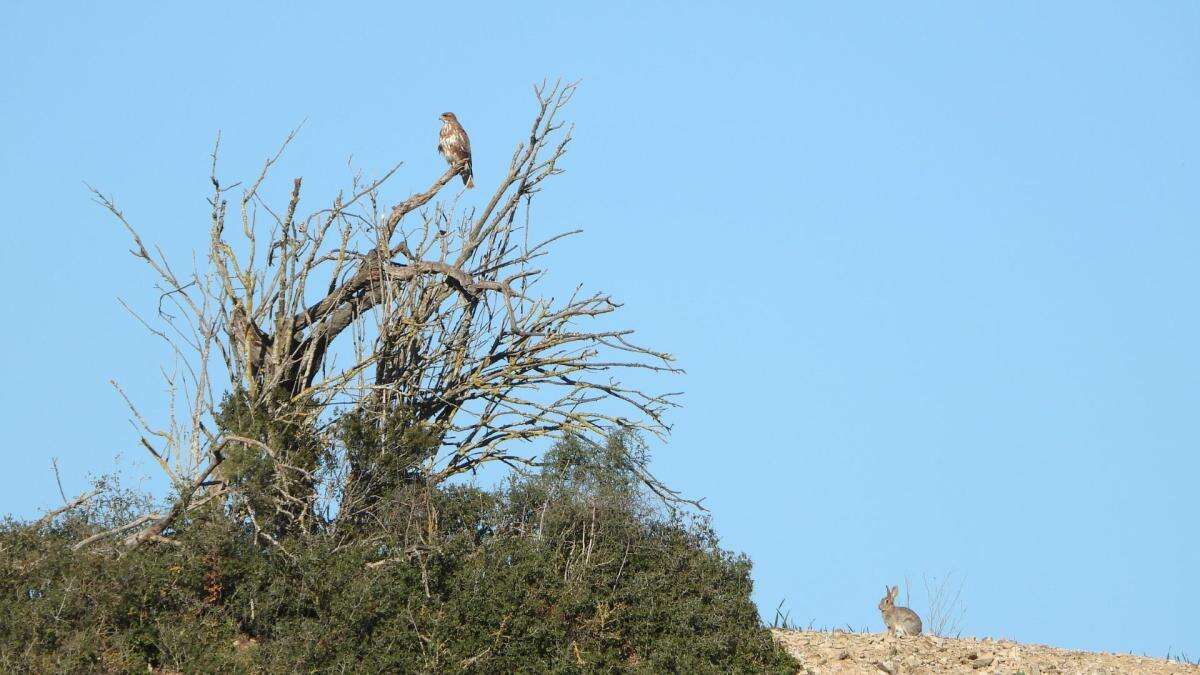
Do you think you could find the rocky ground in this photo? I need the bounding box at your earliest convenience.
[771,629,1200,675]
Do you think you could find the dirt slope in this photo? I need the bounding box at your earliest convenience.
[772,629,1199,675]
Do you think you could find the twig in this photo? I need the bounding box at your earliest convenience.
[31,488,102,530]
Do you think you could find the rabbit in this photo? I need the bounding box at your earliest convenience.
[878,585,923,636]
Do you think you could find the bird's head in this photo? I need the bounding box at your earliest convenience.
[439,112,457,123]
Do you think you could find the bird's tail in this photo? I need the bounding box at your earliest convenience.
[464,168,475,189]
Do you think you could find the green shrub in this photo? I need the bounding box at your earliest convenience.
[0,435,795,673]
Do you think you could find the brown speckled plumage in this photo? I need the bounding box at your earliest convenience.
[438,112,474,188]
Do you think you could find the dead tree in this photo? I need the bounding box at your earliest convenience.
[87,81,684,548]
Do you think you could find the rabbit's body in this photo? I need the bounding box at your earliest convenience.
[878,586,923,636]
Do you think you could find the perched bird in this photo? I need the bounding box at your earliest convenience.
[438,112,474,188]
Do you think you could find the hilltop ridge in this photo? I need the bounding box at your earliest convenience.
[772,629,1198,674]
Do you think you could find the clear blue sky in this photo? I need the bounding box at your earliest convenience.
[2,1,1196,658]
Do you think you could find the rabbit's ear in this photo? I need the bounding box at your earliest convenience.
[890,586,899,599]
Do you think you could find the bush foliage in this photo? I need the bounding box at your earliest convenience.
[1,435,794,673]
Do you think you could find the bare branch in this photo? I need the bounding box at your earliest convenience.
[121,450,225,548]
[30,488,103,530]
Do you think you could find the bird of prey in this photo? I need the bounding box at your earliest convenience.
[438,112,474,188]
